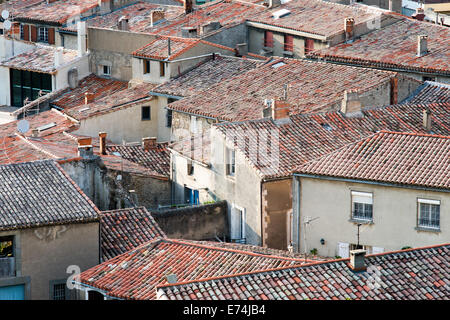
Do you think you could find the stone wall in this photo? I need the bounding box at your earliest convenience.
[152,201,228,240]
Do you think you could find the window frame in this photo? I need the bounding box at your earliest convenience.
[351,191,373,222]
[143,60,151,74]
[225,147,236,177]
[141,106,151,121]
[264,31,273,48]
[160,61,166,77]
[49,280,69,300]
[102,65,111,76]
[417,198,440,230]
[284,34,294,52]
[38,26,48,43]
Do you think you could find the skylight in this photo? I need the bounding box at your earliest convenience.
[271,62,286,68]
[272,9,291,20]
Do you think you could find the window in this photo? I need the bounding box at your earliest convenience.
[143,60,151,74]
[103,65,111,76]
[284,34,293,52]
[305,38,314,54]
[351,191,373,221]
[38,27,48,43]
[52,283,66,300]
[264,31,273,48]
[230,206,246,243]
[418,199,440,229]
[423,76,436,82]
[20,24,24,40]
[184,187,199,205]
[10,69,52,107]
[160,61,165,77]
[187,160,194,175]
[87,290,104,300]
[226,147,236,176]
[166,109,173,127]
[141,106,151,121]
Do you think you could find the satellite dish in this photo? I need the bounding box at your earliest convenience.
[1,10,9,20]
[17,120,30,134]
[3,20,12,31]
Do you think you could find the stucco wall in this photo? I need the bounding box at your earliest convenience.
[294,176,450,257]
[152,201,228,240]
[171,111,215,142]
[0,222,100,300]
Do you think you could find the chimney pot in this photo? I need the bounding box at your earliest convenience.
[85,92,94,105]
[142,137,157,151]
[417,35,428,57]
[349,249,366,271]
[344,18,355,42]
[423,109,432,131]
[99,132,107,155]
[184,0,193,14]
[77,137,92,147]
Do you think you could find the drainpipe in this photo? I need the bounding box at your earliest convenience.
[260,180,264,247]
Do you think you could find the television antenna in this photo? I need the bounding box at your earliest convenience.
[303,216,320,262]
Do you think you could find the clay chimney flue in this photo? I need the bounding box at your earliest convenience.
[99,132,107,155]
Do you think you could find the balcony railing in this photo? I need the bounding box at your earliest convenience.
[0,257,15,278]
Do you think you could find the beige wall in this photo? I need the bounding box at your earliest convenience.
[171,127,263,245]
[171,111,215,142]
[0,222,99,300]
[294,176,450,258]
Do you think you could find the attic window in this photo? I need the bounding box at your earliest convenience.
[37,122,56,132]
[271,61,286,68]
[272,9,291,19]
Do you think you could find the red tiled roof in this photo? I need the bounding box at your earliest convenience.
[80,2,184,34]
[213,102,450,179]
[132,36,235,61]
[0,0,45,15]
[14,0,102,25]
[248,0,383,38]
[51,74,128,110]
[403,81,450,105]
[100,207,166,262]
[106,142,170,178]
[79,238,319,300]
[153,55,263,97]
[157,243,450,300]
[296,131,450,189]
[66,84,156,120]
[308,18,450,76]
[168,58,400,121]
[0,46,79,74]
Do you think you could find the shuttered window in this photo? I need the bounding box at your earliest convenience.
[264,31,273,48]
[284,34,293,52]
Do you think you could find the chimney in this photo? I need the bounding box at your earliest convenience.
[201,21,221,35]
[31,129,39,138]
[118,16,129,31]
[423,108,432,131]
[417,35,428,57]
[184,0,193,14]
[99,132,107,155]
[341,90,362,116]
[272,99,290,120]
[54,47,64,68]
[388,0,393,11]
[77,137,94,159]
[85,92,94,105]
[349,249,367,271]
[142,137,157,151]
[344,18,355,42]
[266,0,281,8]
[77,21,87,57]
[235,43,248,57]
[412,7,425,21]
[181,26,197,38]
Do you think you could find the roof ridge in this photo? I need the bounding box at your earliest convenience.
[378,130,450,139]
[100,206,148,215]
[156,243,450,290]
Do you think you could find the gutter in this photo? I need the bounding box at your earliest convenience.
[293,173,450,193]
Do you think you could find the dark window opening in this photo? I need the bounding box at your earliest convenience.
[0,236,13,258]
[160,62,165,77]
[10,69,52,107]
[166,109,173,127]
[88,291,104,300]
[141,106,151,120]
[52,283,66,300]
[143,60,150,74]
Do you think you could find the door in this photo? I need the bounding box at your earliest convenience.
[0,284,25,300]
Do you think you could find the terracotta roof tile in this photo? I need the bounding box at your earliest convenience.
[100,207,166,262]
[51,74,128,110]
[158,244,450,300]
[79,238,320,299]
[296,131,450,189]
[168,58,400,121]
[403,81,450,105]
[308,18,450,76]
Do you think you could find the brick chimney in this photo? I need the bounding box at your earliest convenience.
[344,18,355,42]
[423,108,432,131]
[349,249,367,271]
[77,137,94,159]
[99,132,107,155]
[142,137,157,151]
[272,99,291,120]
[85,92,94,105]
[150,10,165,27]
[417,35,428,57]
[118,16,129,31]
[341,90,362,116]
[77,137,92,146]
[184,0,193,14]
